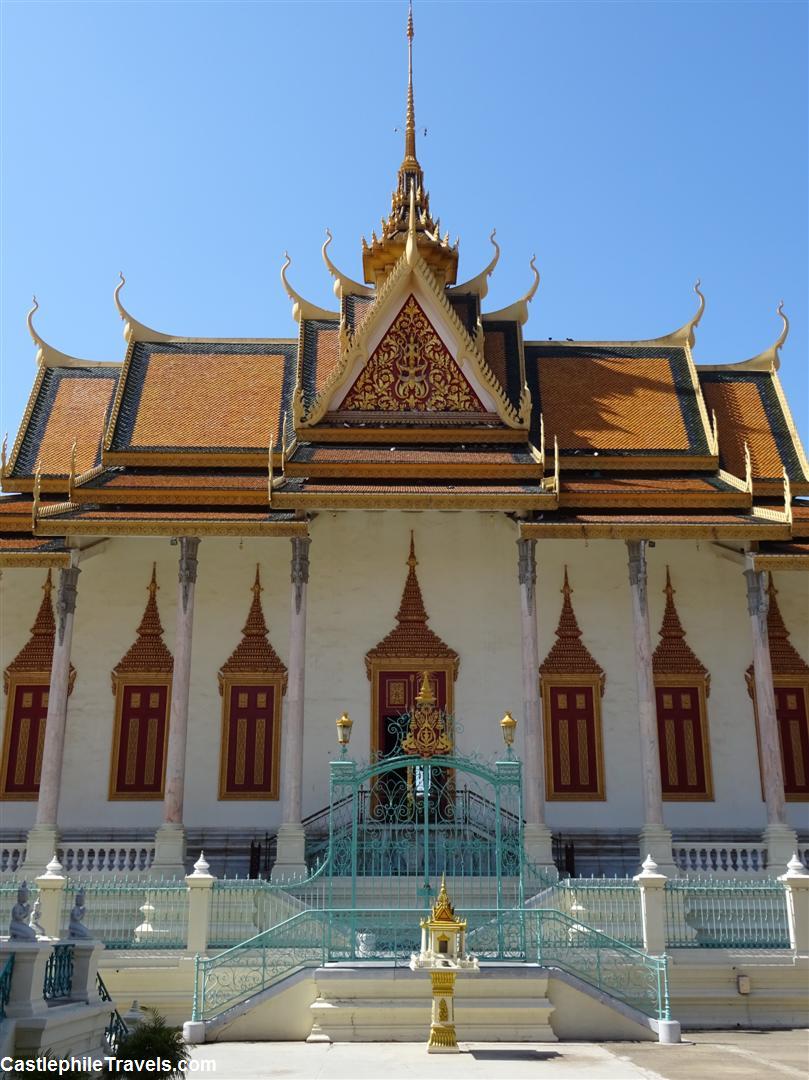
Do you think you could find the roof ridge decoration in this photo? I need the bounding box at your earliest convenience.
[3,570,76,693]
[481,255,541,326]
[447,231,500,301]
[746,574,809,691]
[26,296,116,370]
[539,567,605,691]
[647,280,706,349]
[218,565,288,690]
[298,239,525,427]
[652,567,710,692]
[280,254,340,323]
[365,532,459,674]
[115,274,178,344]
[322,230,374,299]
[111,564,173,687]
[699,302,789,373]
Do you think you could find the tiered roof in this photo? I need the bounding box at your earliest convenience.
[0,7,806,565]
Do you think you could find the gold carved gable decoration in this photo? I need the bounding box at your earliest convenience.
[342,294,486,414]
[3,570,76,694]
[112,564,173,689]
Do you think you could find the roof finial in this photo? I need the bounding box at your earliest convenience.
[148,563,158,600]
[404,1,417,167]
[407,530,417,569]
[252,563,262,600]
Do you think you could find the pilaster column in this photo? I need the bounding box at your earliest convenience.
[517,538,554,868]
[744,559,797,867]
[153,537,200,876]
[273,536,311,879]
[25,559,80,872]
[626,541,675,874]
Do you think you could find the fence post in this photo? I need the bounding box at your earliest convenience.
[779,854,809,956]
[634,854,668,955]
[185,851,215,955]
[0,941,51,1018]
[34,855,67,939]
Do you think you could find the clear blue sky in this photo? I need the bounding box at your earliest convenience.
[1,0,807,445]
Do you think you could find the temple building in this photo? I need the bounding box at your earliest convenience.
[1,7,807,880]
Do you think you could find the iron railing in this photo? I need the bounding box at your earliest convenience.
[664,877,790,948]
[97,971,129,1052]
[43,943,74,1001]
[192,906,670,1024]
[62,879,188,950]
[0,954,13,1020]
[530,877,644,948]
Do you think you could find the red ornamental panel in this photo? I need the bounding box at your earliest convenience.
[775,686,809,798]
[111,684,169,799]
[1,683,48,798]
[655,686,711,799]
[376,670,448,756]
[546,685,601,798]
[220,684,280,799]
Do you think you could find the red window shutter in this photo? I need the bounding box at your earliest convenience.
[775,687,809,797]
[2,684,48,797]
[655,686,709,798]
[113,683,169,798]
[223,684,277,796]
[548,684,599,796]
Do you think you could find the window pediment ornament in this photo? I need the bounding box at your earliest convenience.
[365,533,459,676]
[652,567,710,694]
[3,570,75,695]
[218,565,287,693]
[111,564,173,692]
[539,567,605,692]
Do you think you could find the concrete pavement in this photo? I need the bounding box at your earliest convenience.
[187,1029,809,1080]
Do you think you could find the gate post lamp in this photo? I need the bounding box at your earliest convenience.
[500,712,517,756]
[336,712,353,756]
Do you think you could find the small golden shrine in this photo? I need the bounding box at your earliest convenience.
[410,875,478,1053]
[401,672,452,758]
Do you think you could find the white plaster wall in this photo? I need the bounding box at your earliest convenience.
[1,517,807,837]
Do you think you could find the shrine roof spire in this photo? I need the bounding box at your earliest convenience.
[403,1,418,170]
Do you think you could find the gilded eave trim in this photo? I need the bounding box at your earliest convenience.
[35,518,309,538]
[72,487,270,508]
[272,491,557,511]
[4,366,47,480]
[519,521,791,540]
[284,461,543,482]
[102,451,283,469]
[0,552,71,568]
[301,425,528,446]
[557,490,751,510]
[558,454,720,472]
[753,553,809,571]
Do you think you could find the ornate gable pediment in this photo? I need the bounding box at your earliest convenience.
[341,294,485,415]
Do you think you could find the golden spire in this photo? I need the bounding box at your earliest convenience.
[404,1,417,169]
[361,2,458,287]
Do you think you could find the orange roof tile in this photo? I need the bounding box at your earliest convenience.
[112,565,173,679]
[701,377,782,481]
[130,352,285,450]
[366,535,459,670]
[535,353,692,452]
[9,367,118,480]
[652,567,710,687]
[219,566,287,681]
[539,567,605,685]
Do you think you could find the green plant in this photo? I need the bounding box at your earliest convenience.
[104,1008,190,1078]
